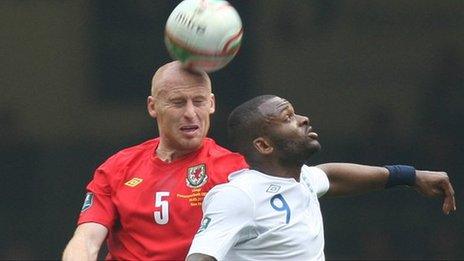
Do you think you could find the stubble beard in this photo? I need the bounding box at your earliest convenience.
[272,136,321,168]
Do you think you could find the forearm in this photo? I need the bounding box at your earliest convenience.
[317,163,456,214]
[62,223,107,261]
[317,163,389,197]
[62,236,100,261]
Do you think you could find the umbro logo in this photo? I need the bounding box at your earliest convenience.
[125,177,143,187]
[266,184,281,193]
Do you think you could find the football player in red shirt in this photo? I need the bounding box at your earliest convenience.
[62,61,248,260]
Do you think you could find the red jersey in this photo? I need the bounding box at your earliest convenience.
[77,138,248,260]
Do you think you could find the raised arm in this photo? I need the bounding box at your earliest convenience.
[62,222,108,261]
[317,163,388,196]
[317,163,456,214]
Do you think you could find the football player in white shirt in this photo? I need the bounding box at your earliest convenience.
[187,95,456,261]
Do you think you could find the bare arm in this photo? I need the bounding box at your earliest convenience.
[186,253,217,261]
[317,163,456,214]
[62,222,108,261]
[317,163,389,197]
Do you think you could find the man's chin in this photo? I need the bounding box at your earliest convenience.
[308,139,321,152]
[179,137,204,151]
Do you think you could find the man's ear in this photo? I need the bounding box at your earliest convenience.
[209,93,216,114]
[147,96,157,118]
[252,137,273,155]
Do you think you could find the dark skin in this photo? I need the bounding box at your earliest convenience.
[187,96,456,261]
[251,97,320,181]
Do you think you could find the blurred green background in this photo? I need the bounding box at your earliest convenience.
[1,1,462,259]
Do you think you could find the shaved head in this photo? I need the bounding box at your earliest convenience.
[146,61,216,161]
[151,61,211,97]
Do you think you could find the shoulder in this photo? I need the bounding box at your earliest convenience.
[114,138,157,158]
[202,138,249,172]
[209,169,258,194]
[97,139,157,174]
[203,138,236,157]
[301,165,329,197]
[228,169,256,183]
[301,165,327,177]
[205,180,255,213]
[224,169,266,194]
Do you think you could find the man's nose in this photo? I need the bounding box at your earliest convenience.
[184,100,196,118]
[298,115,309,126]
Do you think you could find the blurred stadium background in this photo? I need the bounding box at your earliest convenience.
[1,1,462,259]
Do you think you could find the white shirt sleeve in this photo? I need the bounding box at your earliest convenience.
[301,165,330,198]
[187,184,255,261]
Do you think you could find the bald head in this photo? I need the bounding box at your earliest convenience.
[151,61,211,97]
[146,61,216,160]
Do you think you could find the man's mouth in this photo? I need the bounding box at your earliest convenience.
[180,125,200,133]
[307,126,319,139]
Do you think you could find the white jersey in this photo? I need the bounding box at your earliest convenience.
[188,165,330,261]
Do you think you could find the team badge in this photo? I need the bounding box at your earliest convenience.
[186,164,208,188]
[81,192,93,212]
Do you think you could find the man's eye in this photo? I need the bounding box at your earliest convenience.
[171,100,185,105]
[285,114,294,121]
[193,99,206,105]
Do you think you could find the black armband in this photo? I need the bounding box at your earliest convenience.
[384,165,416,188]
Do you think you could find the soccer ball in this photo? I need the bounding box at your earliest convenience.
[164,0,243,73]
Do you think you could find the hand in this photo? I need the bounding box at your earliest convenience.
[414,170,456,215]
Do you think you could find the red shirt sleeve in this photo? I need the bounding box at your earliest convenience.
[213,152,249,182]
[77,164,118,229]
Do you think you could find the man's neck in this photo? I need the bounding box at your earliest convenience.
[155,145,195,163]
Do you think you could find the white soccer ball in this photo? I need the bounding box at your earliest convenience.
[164,0,243,73]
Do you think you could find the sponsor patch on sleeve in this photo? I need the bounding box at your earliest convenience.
[197,216,211,233]
[81,192,94,212]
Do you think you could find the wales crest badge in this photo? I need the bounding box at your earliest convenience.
[186,164,208,188]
